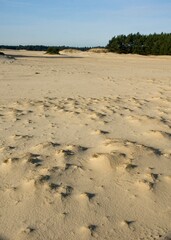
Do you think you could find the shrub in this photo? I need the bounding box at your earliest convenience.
[46,47,60,55]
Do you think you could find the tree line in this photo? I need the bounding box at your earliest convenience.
[1,33,171,55]
[0,45,91,52]
[107,32,171,55]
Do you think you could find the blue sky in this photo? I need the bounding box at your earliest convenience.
[0,0,171,46]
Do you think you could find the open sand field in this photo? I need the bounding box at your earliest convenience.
[0,50,171,240]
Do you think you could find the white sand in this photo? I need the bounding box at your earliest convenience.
[0,50,171,240]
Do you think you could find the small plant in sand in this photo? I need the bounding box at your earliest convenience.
[0,51,5,55]
[46,47,60,55]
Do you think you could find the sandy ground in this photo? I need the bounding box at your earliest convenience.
[0,50,171,240]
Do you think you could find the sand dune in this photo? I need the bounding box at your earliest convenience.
[0,50,171,240]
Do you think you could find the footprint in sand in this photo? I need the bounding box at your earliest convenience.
[27,153,43,167]
[80,224,98,238]
[90,151,131,172]
[92,129,110,135]
[79,192,96,202]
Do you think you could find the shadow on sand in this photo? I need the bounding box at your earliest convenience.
[6,54,83,59]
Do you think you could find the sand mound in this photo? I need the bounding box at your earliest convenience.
[88,48,108,53]
[60,49,83,54]
[0,51,5,56]
[0,51,15,63]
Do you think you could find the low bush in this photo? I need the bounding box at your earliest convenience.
[46,47,60,55]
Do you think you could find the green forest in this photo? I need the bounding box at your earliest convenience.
[107,32,171,55]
